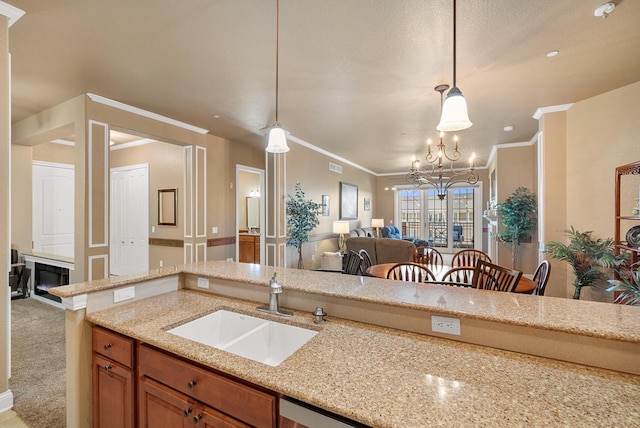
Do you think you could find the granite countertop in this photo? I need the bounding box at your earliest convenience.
[86,289,640,428]
[53,260,640,344]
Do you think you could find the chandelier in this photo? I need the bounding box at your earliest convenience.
[407,85,478,200]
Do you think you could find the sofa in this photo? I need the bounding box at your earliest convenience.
[380,225,431,247]
[345,237,415,265]
[349,227,375,238]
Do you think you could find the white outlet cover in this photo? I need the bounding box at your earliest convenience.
[431,315,461,335]
[114,286,135,303]
[197,277,210,289]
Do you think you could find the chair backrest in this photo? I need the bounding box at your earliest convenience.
[532,260,551,296]
[343,251,364,275]
[472,259,522,292]
[386,262,435,283]
[415,246,443,269]
[451,249,491,268]
[358,249,373,275]
[441,266,475,285]
[425,280,473,288]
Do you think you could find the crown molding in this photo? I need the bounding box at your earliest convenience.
[532,103,573,120]
[110,138,156,151]
[87,93,209,135]
[51,138,75,146]
[0,2,24,27]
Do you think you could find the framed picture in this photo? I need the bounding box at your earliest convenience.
[158,188,178,226]
[364,197,371,211]
[321,195,330,216]
[340,182,358,220]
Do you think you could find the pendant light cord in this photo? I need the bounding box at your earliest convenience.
[452,0,457,88]
[275,0,280,123]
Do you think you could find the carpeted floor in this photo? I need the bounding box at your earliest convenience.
[9,298,66,428]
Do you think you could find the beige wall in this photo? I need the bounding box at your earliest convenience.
[285,143,377,269]
[10,145,32,254]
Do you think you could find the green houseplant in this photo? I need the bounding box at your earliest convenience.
[496,187,537,269]
[547,227,625,299]
[607,265,640,305]
[286,183,321,269]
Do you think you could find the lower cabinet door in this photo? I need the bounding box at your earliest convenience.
[195,405,249,428]
[92,353,134,428]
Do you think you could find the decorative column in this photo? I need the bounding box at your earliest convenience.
[264,152,287,266]
[183,145,207,263]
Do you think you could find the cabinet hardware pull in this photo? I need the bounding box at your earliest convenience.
[193,414,202,424]
[103,364,112,372]
[187,380,197,389]
[103,344,112,350]
[183,407,192,417]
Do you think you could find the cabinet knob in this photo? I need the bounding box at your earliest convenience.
[193,414,202,424]
[183,407,192,417]
[187,379,197,389]
[103,343,112,351]
[103,364,112,372]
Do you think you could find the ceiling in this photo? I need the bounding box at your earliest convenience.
[7,0,640,174]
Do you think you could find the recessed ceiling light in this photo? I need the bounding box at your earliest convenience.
[546,50,559,58]
[503,125,514,132]
[212,114,220,118]
[594,2,615,18]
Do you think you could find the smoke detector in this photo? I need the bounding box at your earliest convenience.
[594,2,615,18]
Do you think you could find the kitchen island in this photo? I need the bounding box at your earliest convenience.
[52,261,640,427]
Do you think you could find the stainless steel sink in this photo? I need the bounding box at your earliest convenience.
[168,310,317,366]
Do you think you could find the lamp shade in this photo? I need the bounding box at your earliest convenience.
[266,125,289,153]
[332,221,350,234]
[371,218,384,228]
[436,87,472,132]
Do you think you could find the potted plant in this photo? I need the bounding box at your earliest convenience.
[547,227,625,299]
[286,183,320,269]
[607,264,640,305]
[496,187,537,269]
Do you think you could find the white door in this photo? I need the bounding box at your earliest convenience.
[32,162,75,257]
[110,164,149,276]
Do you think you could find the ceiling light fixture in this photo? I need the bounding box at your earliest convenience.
[437,0,472,132]
[265,0,289,153]
[408,85,478,200]
[546,50,559,58]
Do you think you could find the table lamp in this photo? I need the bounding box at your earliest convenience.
[372,218,384,238]
[333,221,350,252]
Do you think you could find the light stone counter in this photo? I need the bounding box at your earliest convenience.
[52,260,640,344]
[86,289,640,428]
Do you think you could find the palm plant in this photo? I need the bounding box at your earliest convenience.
[286,183,320,269]
[547,227,625,299]
[607,264,640,305]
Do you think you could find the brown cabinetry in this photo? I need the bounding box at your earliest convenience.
[138,344,276,428]
[239,234,260,264]
[92,326,135,428]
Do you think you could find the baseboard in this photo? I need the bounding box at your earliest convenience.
[0,389,14,413]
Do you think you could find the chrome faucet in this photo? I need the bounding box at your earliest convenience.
[257,273,293,316]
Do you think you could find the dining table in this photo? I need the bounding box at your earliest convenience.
[365,263,536,294]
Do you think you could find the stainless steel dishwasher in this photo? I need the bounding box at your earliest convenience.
[279,397,368,428]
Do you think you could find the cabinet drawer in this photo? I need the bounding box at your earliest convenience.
[93,326,135,369]
[139,344,276,428]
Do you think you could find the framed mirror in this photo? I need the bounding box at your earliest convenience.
[246,197,260,230]
[158,188,178,226]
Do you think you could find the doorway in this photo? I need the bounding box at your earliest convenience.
[110,164,149,275]
[235,165,265,264]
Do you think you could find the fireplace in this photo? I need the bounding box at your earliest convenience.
[34,263,69,303]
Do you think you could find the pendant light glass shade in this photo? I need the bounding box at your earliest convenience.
[266,124,289,153]
[436,86,472,132]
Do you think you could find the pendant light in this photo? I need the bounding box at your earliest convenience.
[265,0,290,153]
[437,0,472,132]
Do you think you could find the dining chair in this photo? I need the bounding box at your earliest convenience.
[441,266,475,285]
[531,260,551,296]
[358,249,373,276]
[472,259,522,292]
[415,246,444,270]
[451,249,491,268]
[343,251,364,275]
[386,262,436,282]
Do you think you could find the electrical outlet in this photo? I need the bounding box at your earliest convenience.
[226,257,234,262]
[114,286,135,303]
[212,226,218,234]
[152,226,155,233]
[197,277,209,289]
[159,260,163,267]
[311,254,315,262]
[431,315,461,335]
